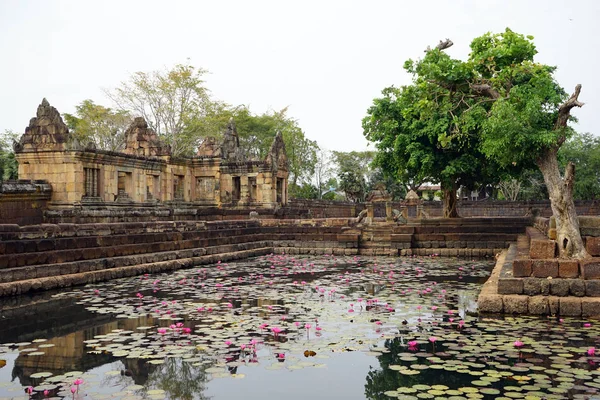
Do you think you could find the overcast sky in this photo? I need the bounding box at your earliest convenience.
[1,0,598,152]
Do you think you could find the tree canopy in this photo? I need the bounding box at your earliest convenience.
[365,28,587,257]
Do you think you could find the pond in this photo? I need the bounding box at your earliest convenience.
[0,254,598,400]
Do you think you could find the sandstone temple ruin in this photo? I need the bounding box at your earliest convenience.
[13,99,289,210]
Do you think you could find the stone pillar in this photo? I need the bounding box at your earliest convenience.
[385,201,393,222]
[366,202,374,219]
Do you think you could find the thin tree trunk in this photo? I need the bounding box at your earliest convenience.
[442,182,459,218]
[537,150,588,259]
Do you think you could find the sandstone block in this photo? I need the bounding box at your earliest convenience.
[528,297,549,315]
[532,260,558,278]
[498,278,524,295]
[581,298,600,317]
[585,280,600,297]
[523,278,542,296]
[530,239,556,259]
[478,294,503,313]
[559,297,582,316]
[580,258,600,279]
[503,295,528,314]
[558,260,579,278]
[548,296,560,315]
[586,237,600,256]
[549,279,569,296]
[512,259,532,277]
[569,279,586,297]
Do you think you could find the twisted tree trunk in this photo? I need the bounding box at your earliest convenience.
[442,182,459,218]
[537,84,589,259]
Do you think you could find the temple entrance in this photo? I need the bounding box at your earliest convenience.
[232,177,241,202]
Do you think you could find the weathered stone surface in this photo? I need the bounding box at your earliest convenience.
[581,298,600,317]
[532,260,558,278]
[503,295,528,314]
[528,297,549,315]
[498,278,524,295]
[548,296,560,315]
[586,237,600,256]
[580,258,600,279]
[530,239,556,259]
[558,260,579,278]
[549,279,569,296]
[559,297,582,316]
[585,280,600,297]
[523,278,542,296]
[478,294,503,313]
[512,259,532,277]
[569,279,586,297]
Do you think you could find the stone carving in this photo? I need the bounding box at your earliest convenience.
[197,137,222,157]
[123,117,170,157]
[393,209,407,224]
[15,98,71,152]
[221,118,245,161]
[366,183,392,202]
[264,131,288,171]
[405,190,420,200]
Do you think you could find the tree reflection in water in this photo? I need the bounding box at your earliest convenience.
[364,337,466,400]
[145,357,211,400]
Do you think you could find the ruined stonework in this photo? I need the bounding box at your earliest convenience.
[14,98,71,152]
[123,117,171,157]
[15,99,289,209]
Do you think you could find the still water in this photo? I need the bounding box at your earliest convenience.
[0,254,598,400]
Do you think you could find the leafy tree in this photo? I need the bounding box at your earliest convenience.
[106,63,218,157]
[64,100,132,151]
[332,151,375,202]
[204,105,318,187]
[313,148,334,199]
[0,130,18,181]
[404,29,587,258]
[363,58,509,217]
[289,182,319,199]
[559,132,600,200]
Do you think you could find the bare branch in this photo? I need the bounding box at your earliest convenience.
[555,84,584,130]
[470,83,501,99]
[425,38,454,52]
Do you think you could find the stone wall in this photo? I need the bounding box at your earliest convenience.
[0,180,52,225]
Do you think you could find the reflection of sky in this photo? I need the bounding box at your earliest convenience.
[205,351,375,400]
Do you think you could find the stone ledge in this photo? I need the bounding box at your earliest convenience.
[479,247,600,317]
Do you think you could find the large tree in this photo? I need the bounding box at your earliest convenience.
[363,49,510,217]
[403,29,588,258]
[106,63,219,157]
[64,100,132,152]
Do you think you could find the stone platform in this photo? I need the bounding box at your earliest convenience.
[478,244,600,317]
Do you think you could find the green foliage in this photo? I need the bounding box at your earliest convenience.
[289,182,319,199]
[106,63,218,157]
[0,130,18,181]
[332,151,375,202]
[64,100,132,151]
[560,132,600,199]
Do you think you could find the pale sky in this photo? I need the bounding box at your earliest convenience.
[1,0,598,152]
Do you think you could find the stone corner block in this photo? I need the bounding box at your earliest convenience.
[530,239,556,259]
[512,259,532,277]
[528,297,549,315]
[585,237,600,256]
[581,298,600,317]
[478,294,503,313]
[498,278,524,295]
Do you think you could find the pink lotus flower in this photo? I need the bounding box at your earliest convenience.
[315,326,322,331]
[73,378,83,385]
[157,328,167,335]
[225,340,232,346]
[26,386,33,395]
[407,340,418,351]
[584,323,592,327]
[305,324,312,330]
[271,327,282,335]
[429,337,437,343]
[513,340,524,348]
[588,347,596,356]
[70,386,77,394]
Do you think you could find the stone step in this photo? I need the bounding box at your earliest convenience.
[0,247,274,297]
[0,241,273,284]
